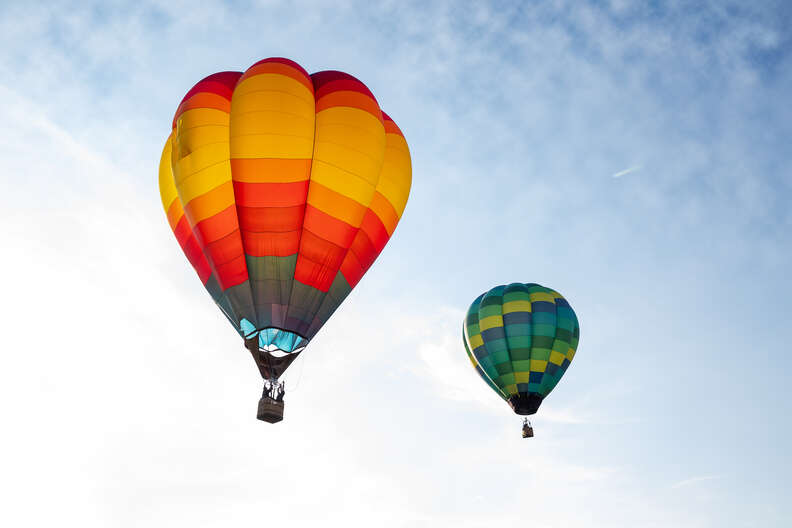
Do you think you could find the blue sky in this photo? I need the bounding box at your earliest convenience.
[1,1,790,526]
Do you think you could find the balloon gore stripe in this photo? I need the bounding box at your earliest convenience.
[463,283,580,416]
[158,58,411,353]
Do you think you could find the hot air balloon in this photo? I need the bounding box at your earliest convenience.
[462,283,579,437]
[158,58,411,422]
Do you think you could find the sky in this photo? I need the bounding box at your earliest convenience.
[1,1,791,526]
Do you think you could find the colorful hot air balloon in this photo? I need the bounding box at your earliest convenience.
[159,58,411,422]
[462,283,579,436]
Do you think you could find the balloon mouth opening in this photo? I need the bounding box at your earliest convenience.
[261,348,296,358]
[508,393,543,415]
[240,320,309,354]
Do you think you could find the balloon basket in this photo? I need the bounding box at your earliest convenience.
[521,418,534,438]
[257,397,284,423]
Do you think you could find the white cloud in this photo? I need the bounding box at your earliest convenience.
[409,307,602,425]
[1,2,790,526]
[671,475,723,489]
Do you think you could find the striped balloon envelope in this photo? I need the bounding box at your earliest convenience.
[463,283,580,417]
[158,58,411,420]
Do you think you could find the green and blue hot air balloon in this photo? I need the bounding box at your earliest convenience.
[463,283,580,432]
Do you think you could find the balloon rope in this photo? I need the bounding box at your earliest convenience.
[287,351,306,392]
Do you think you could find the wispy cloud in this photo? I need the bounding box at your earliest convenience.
[671,475,724,489]
[409,307,599,425]
[2,1,790,527]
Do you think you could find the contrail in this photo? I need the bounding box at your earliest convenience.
[612,165,642,178]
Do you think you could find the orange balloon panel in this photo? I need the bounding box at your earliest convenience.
[158,58,411,351]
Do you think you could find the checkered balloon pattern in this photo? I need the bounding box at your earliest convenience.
[463,283,580,415]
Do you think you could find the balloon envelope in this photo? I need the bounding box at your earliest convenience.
[159,58,411,370]
[463,283,580,415]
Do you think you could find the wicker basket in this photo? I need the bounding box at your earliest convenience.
[257,397,285,423]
